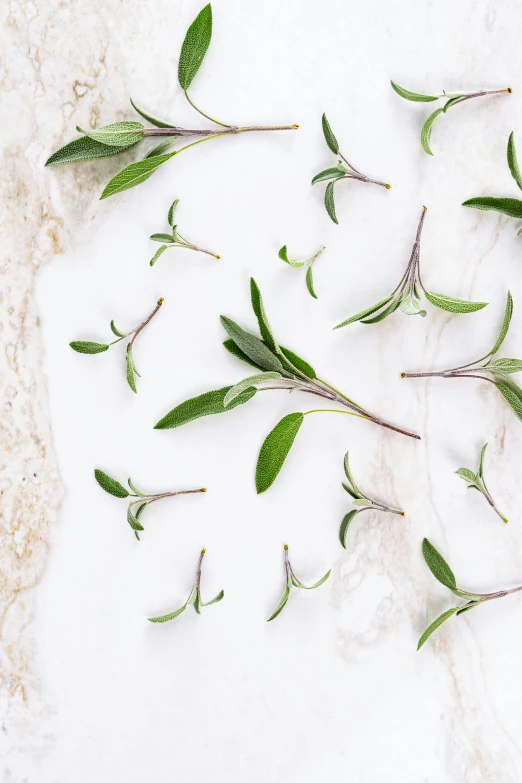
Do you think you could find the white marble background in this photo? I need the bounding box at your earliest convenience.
[3,0,522,780]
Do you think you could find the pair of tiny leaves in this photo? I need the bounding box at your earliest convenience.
[70,320,142,394]
[150,198,180,266]
[463,132,522,233]
[456,443,508,523]
[278,245,324,299]
[94,469,151,538]
[268,551,331,622]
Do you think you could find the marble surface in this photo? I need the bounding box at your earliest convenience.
[3,0,522,780]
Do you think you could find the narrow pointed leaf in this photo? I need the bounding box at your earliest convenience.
[462,197,522,219]
[168,199,179,226]
[110,320,127,338]
[130,98,177,129]
[255,412,305,494]
[100,151,177,200]
[78,121,144,148]
[223,338,264,371]
[417,607,458,650]
[267,583,291,622]
[507,132,522,191]
[424,291,488,314]
[94,469,129,498]
[422,538,457,590]
[342,482,360,499]
[321,113,339,154]
[144,139,177,158]
[334,293,394,329]
[249,278,278,353]
[128,478,147,497]
[45,135,141,166]
[150,245,170,266]
[154,386,257,430]
[220,316,284,372]
[293,569,331,589]
[148,604,187,623]
[278,245,306,268]
[361,295,402,324]
[489,358,522,374]
[343,451,361,495]
[324,181,338,224]
[223,372,282,407]
[178,4,213,90]
[279,347,316,379]
[150,233,175,243]
[390,81,439,102]
[420,108,444,155]
[478,443,487,479]
[490,292,513,355]
[201,589,224,606]
[70,341,109,354]
[339,509,358,548]
[126,347,137,393]
[305,266,317,299]
[312,168,344,185]
[127,503,145,531]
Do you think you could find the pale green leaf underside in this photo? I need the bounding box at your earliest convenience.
[390,80,439,102]
[306,266,317,299]
[325,181,338,224]
[456,467,477,484]
[293,569,331,589]
[78,121,144,148]
[490,357,522,373]
[178,3,213,90]
[339,509,358,548]
[223,372,282,407]
[490,291,513,355]
[267,583,291,622]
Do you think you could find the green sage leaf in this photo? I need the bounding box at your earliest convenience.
[311,168,344,185]
[220,316,284,372]
[279,347,316,379]
[94,469,129,498]
[420,108,444,155]
[201,589,224,607]
[223,372,282,407]
[178,4,213,91]
[154,385,257,430]
[490,291,513,355]
[390,81,439,102]
[100,151,177,200]
[256,412,304,494]
[361,295,401,324]
[70,341,109,354]
[343,452,361,496]
[223,339,264,371]
[292,569,331,589]
[278,245,306,268]
[321,113,339,154]
[144,140,177,158]
[45,135,140,166]
[148,604,187,623]
[168,199,179,226]
[305,266,317,299]
[250,278,279,353]
[339,509,358,548]
[128,478,147,497]
[334,294,394,329]
[495,378,522,421]
[462,197,522,219]
[127,503,145,531]
[507,131,522,191]
[150,233,175,243]
[78,121,144,148]
[424,291,488,314]
[110,320,127,338]
[150,245,171,266]
[422,538,457,590]
[130,98,177,129]
[455,467,477,484]
[267,581,291,622]
[417,607,458,650]
[478,443,487,479]
[489,357,522,373]
[324,181,338,224]
[126,347,137,393]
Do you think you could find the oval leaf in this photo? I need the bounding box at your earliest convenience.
[420,108,444,155]
[495,379,522,421]
[417,607,458,650]
[255,412,304,494]
[110,320,127,338]
[94,469,129,498]
[148,604,187,623]
[311,168,344,185]
[100,151,177,200]
[178,4,213,90]
[78,121,144,148]
[424,291,488,314]
[455,468,477,484]
[45,135,141,166]
[324,181,338,224]
[70,341,109,354]
[126,348,137,393]
[462,197,522,219]
[223,372,282,407]
[489,357,522,374]
[390,81,439,102]
[154,385,257,430]
[334,294,394,329]
[168,199,179,226]
[306,266,318,299]
[339,509,358,548]
[422,538,457,590]
[321,113,339,154]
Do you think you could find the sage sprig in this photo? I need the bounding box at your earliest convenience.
[150,199,219,266]
[312,114,390,224]
[267,544,330,622]
[45,5,298,200]
[278,244,325,299]
[94,469,206,540]
[70,297,164,393]
[456,443,507,524]
[339,451,404,548]
[154,278,420,494]
[334,207,487,328]
[391,81,511,156]
[418,538,522,650]
[463,132,522,234]
[402,292,522,424]
[148,548,223,623]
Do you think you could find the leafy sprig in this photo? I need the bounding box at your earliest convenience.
[45,5,298,200]
[391,81,511,156]
[312,114,390,224]
[70,298,164,393]
[94,469,206,540]
[148,548,223,622]
[278,244,325,299]
[456,443,507,523]
[418,538,522,649]
[339,451,404,548]
[150,199,220,266]
[402,292,522,423]
[154,278,420,494]
[463,132,522,234]
[267,544,330,621]
[334,207,487,328]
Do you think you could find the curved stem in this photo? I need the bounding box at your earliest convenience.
[184,90,233,128]
[109,298,164,347]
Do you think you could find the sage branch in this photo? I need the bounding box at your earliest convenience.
[150,199,219,266]
[456,443,507,523]
[267,544,330,621]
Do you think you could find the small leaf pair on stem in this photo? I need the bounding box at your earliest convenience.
[403,292,522,424]
[334,207,487,328]
[391,81,511,156]
[148,548,223,623]
[418,538,522,650]
[312,114,390,224]
[339,452,404,548]
[278,244,325,299]
[150,199,220,266]
[94,469,206,540]
[456,443,507,523]
[70,297,164,393]
[154,278,420,494]
[46,5,298,200]
[267,545,330,621]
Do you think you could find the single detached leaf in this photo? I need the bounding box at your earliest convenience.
[100,151,177,200]
[201,589,224,607]
[489,358,522,373]
[148,604,187,623]
[334,294,394,329]
[420,108,444,155]
[422,538,457,590]
[150,233,175,243]
[250,278,278,353]
[223,338,264,371]
[278,245,306,268]
[127,503,145,531]
[321,113,339,154]
[110,320,127,338]
[178,4,213,90]
[324,181,338,224]
[168,199,179,226]
[293,569,331,589]
[306,266,318,299]
[70,341,109,354]
[78,121,144,148]
[462,197,522,219]
[311,168,344,185]
[223,372,282,407]
[455,467,477,484]
[220,316,284,372]
[339,509,358,548]
[417,607,458,650]
[279,347,316,380]
[45,135,141,166]
[126,347,137,393]
[390,81,439,102]
[154,385,257,430]
[130,98,177,129]
[424,291,488,314]
[267,583,291,622]
[361,295,401,324]
[507,132,522,191]
[255,412,305,494]
[495,379,522,421]
[94,469,129,498]
[490,291,513,355]
[150,245,171,267]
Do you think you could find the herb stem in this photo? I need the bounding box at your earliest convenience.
[176,233,220,259]
[109,297,164,347]
[184,90,233,128]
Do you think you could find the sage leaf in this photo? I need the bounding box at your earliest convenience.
[324,181,338,224]
[78,121,144,148]
[495,379,522,421]
[94,469,129,498]
[462,197,522,219]
[490,291,513,355]
[305,266,317,299]
[278,245,306,268]
[168,199,179,226]
[110,320,127,338]
[220,316,284,372]
[334,294,395,329]
[422,538,457,590]
[150,245,170,266]
[126,347,137,393]
[100,151,177,200]
[456,601,482,616]
[455,467,477,484]
[489,358,522,373]
[127,503,145,531]
[420,108,444,155]
[128,478,147,497]
[507,131,522,191]
[148,604,187,623]
[321,113,339,154]
[255,412,305,494]
[145,140,177,158]
[223,339,264,371]
[424,291,488,314]
[45,135,141,166]
[342,482,359,499]
[478,443,487,479]
[399,293,426,316]
[150,233,175,243]
[130,98,177,129]
[293,569,331,589]
[154,385,257,430]
[390,81,439,102]
[201,590,224,607]
[361,295,401,324]
[279,347,316,379]
[223,372,282,407]
[417,607,458,650]
[267,582,291,622]
[343,451,361,496]
[339,509,358,548]
[70,341,109,354]
[250,278,278,352]
[178,4,213,91]
[311,168,344,185]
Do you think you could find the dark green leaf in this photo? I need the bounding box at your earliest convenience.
[311,168,344,185]
[462,197,522,219]
[420,108,444,155]
[168,199,179,226]
[442,95,465,112]
[78,121,144,148]
[390,81,439,102]
[70,341,109,354]
[305,266,318,299]
[126,347,137,393]
[334,294,394,329]
[324,181,338,224]
[361,295,401,324]
[223,338,264,371]
[249,278,279,353]
[100,151,177,200]
[255,412,304,494]
[279,347,316,379]
[424,291,488,314]
[456,601,482,616]
[267,581,291,622]
[154,385,257,430]
[321,113,339,154]
[490,291,513,355]
[422,538,457,590]
[144,140,177,158]
[130,98,177,129]
[220,316,284,372]
[148,604,187,623]
[178,4,213,90]
[339,509,358,548]
[94,469,129,498]
[278,245,289,262]
[45,135,140,166]
[150,245,170,266]
[478,443,487,479]
[417,607,458,650]
[507,131,522,191]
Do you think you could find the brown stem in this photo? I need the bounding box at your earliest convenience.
[109,298,164,347]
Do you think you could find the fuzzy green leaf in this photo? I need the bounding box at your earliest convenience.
[154,385,257,430]
[361,295,401,324]
[150,245,171,267]
[305,266,318,299]
[324,181,338,224]
[417,607,458,650]
[267,582,291,622]
[339,509,358,548]
[462,197,522,219]
[148,604,187,623]
[223,339,264,371]
[70,341,109,354]
[425,291,488,314]
[144,140,177,158]
[128,478,147,497]
[178,4,213,90]
[455,467,477,484]
[150,233,175,243]
[489,358,522,374]
[420,108,444,155]
[255,412,305,494]
[249,278,279,353]
[201,589,224,607]
[94,469,129,498]
[321,113,339,154]
[390,81,439,102]
[278,245,306,268]
[334,294,394,329]
[495,378,522,421]
[127,503,145,531]
[45,135,141,166]
[292,569,331,589]
[311,168,344,185]
[490,292,513,355]
[110,320,127,338]
[130,98,177,129]
[126,347,137,393]
[78,121,144,148]
[478,443,487,479]
[507,132,522,191]
[220,316,284,372]
[100,151,177,200]
[168,199,179,226]
[422,538,457,590]
[279,347,316,380]
[223,372,282,407]
[343,452,361,496]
